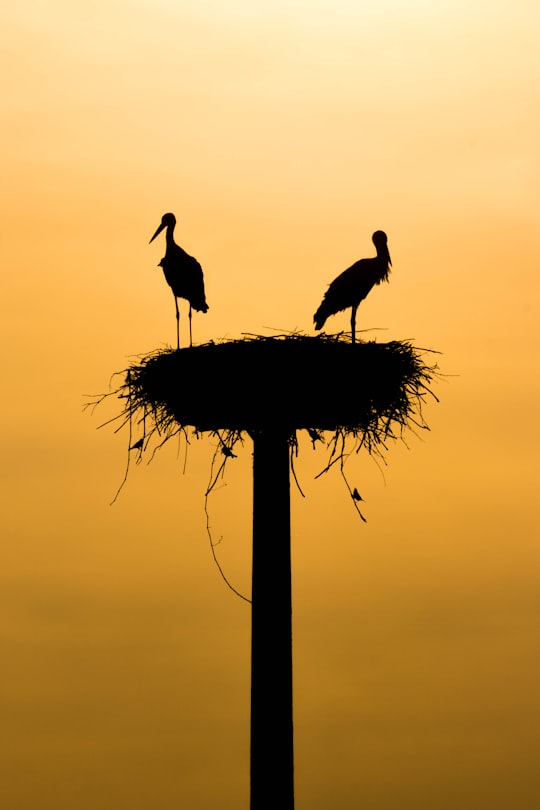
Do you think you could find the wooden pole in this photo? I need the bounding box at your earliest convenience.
[250,429,294,810]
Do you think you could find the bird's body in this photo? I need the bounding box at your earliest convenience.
[149,212,208,348]
[313,230,391,343]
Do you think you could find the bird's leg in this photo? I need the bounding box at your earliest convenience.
[188,305,193,347]
[351,306,357,344]
[174,295,180,350]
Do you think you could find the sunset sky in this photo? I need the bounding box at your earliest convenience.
[2,1,540,808]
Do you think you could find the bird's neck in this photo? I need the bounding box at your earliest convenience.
[375,248,391,283]
[165,225,176,247]
[376,248,390,268]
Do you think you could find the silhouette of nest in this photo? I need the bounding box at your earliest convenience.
[102,334,438,457]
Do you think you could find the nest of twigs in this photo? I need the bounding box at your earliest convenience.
[103,334,438,453]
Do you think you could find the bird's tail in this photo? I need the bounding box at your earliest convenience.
[313,302,330,331]
[192,295,209,313]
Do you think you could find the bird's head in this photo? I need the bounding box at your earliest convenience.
[149,212,176,243]
[372,230,391,265]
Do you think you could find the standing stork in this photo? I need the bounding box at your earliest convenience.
[149,212,208,349]
[313,230,392,343]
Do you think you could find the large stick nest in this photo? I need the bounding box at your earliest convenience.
[108,334,438,451]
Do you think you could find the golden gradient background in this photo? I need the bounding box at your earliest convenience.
[2,1,539,808]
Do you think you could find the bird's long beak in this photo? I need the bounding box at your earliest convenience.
[149,222,165,244]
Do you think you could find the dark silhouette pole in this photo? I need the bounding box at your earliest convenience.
[250,428,294,810]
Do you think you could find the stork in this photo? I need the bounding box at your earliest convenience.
[313,230,391,343]
[149,213,208,349]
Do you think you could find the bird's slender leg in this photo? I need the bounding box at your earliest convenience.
[188,305,193,347]
[351,306,358,344]
[174,295,180,350]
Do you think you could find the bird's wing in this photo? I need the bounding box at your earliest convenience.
[325,259,376,309]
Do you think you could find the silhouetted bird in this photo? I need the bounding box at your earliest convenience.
[313,231,391,343]
[149,212,208,349]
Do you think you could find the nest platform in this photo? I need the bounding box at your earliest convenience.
[118,334,437,443]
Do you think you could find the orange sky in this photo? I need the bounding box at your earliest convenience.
[2,1,540,808]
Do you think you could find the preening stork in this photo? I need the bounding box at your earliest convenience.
[313,230,391,343]
[149,213,208,349]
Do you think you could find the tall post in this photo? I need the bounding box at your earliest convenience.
[250,428,294,810]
